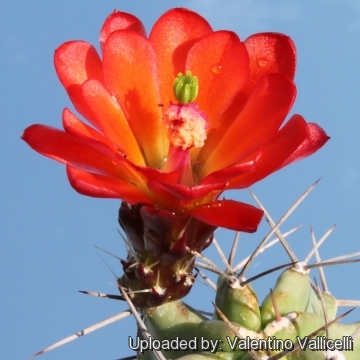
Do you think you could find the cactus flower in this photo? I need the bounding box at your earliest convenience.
[21,7,328,232]
[22,8,329,307]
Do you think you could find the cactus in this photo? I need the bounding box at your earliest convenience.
[130,186,360,360]
[23,7,360,360]
[29,183,360,360]
[130,187,360,360]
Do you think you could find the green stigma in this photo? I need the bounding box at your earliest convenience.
[173,71,199,104]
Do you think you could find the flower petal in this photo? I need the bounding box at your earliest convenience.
[186,31,249,127]
[66,165,153,203]
[81,79,145,165]
[22,124,122,177]
[147,181,226,202]
[149,8,212,106]
[203,33,297,156]
[62,108,118,160]
[187,200,263,232]
[200,159,257,185]
[54,41,103,125]
[200,73,296,177]
[128,162,182,184]
[102,30,166,168]
[245,33,296,91]
[281,122,330,167]
[100,10,146,50]
[228,114,311,188]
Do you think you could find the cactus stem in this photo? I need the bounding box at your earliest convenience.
[213,302,264,360]
[267,308,355,360]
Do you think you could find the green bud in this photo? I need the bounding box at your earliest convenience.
[173,71,199,104]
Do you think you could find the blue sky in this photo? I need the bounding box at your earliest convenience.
[1,0,360,359]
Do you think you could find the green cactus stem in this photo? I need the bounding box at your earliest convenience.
[214,274,261,332]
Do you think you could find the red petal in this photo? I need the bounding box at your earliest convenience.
[187,200,263,232]
[81,79,144,165]
[54,41,103,125]
[100,10,146,50]
[102,30,166,168]
[149,8,212,106]
[186,31,249,127]
[281,122,330,167]
[203,33,297,152]
[200,73,296,177]
[147,181,226,201]
[245,33,296,91]
[228,114,310,188]
[62,108,118,160]
[21,124,122,177]
[128,161,182,184]
[200,159,257,185]
[66,165,153,203]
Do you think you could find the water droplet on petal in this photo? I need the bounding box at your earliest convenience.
[211,64,222,74]
[258,59,268,67]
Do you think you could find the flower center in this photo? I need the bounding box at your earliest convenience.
[164,103,208,150]
[161,71,209,187]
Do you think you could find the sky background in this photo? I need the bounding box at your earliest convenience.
[1,0,360,359]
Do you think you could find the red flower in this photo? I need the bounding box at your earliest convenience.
[22,8,328,234]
